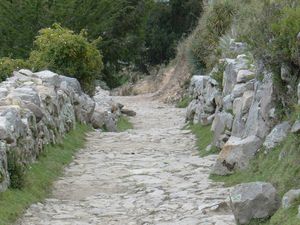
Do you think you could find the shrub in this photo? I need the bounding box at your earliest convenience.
[29,24,103,95]
[271,6,300,68]
[0,58,30,82]
[210,61,226,90]
[7,151,26,189]
[188,0,236,73]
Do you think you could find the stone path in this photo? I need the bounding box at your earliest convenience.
[18,95,235,225]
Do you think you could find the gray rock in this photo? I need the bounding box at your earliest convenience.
[186,99,197,122]
[263,122,291,150]
[91,108,107,129]
[298,205,300,219]
[33,70,61,88]
[186,75,219,124]
[19,69,34,77]
[223,95,233,111]
[243,101,269,139]
[223,55,248,96]
[21,102,44,123]
[212,135,262,175]
[104,113,117,132]
[236,70,255,83]
[291,120,300,133]
[280,64,291,82]
[232,97,242,116]
[212,112,233,148]
[241,91,254,114]
[230,182,280,225]
[121,109,136,117]
[232,81,254,98]
[8,87,41,106]
[282,189,300,209]
[59,76,82,95]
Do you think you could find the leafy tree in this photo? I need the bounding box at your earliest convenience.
[145,0,203,65]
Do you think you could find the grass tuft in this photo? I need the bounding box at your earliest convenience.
[117,116,133,132]
[187,123,219,157]
[0,123,90,225]
[176,96,192,108]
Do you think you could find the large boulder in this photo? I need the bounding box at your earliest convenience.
[282,189,300,209]
[263,121,291,150]
[212,135,262,175]
[230,182,280,224]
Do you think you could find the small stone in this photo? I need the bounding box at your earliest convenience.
[282,189,300,209]
[291,120,300,133]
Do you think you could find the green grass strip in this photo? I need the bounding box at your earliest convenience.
[188,123,219,157]
[117,115,133,132]
[0,123,90,225]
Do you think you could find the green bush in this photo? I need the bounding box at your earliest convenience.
[188,0,236,73]
[271,6,300,68]
[0,58,30,81]
[29,23,103,95]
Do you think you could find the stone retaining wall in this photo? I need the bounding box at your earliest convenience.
[0,69,121,192]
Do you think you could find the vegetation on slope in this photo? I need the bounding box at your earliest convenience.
[0,123,90,225]
[181,1,300,224]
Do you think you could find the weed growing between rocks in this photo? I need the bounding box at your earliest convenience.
[187,123,219,157]
[0,123,90,225]
[116,116,133,132]
[176,96,192,108]
[7,151,26,189]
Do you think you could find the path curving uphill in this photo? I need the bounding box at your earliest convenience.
[18,94,235,225]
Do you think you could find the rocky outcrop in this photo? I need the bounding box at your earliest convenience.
[0,70,122,192]
[230,182,280,224]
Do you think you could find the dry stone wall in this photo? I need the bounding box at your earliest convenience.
[0,69,121,192]
[185,41,292,175]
